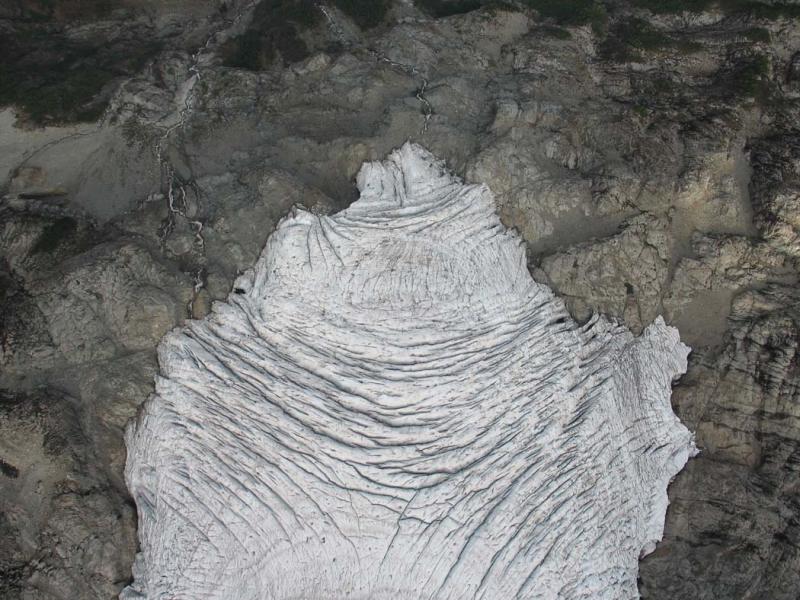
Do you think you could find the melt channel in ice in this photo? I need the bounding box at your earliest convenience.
[123,143,696,600]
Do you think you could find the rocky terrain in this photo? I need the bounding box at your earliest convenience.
[1,0,799,598]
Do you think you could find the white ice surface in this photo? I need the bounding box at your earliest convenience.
[123,143,696,600]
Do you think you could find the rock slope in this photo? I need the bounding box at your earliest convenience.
[2,1,800,598]
[124,144,695,599]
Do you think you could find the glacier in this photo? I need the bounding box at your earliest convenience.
[122,143,696,599]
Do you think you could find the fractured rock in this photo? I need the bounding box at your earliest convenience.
[535,214,672,333]
[640,283,800,600]
[749,133,800,257]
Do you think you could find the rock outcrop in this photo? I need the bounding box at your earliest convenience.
[2,0,800,597]
[640,283,800,600]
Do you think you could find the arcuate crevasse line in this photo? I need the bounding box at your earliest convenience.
[123,143,696,600]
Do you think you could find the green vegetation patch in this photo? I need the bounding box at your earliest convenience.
[32,217,78,254]
[729,53,771,101]
[416,0,604,29]
[631,0,800,19]
[416,0,516,17]
[416,0,796,29]
[721,0,800,18]
[8,0,117,23]
[630,0,713,13]
[416,0,484,17]
[222,0,322,70]
[699,52,773,107]
[600,18,701,62]
[331,0,391,28]
[539,25,572,39]
[0,24,160,124]
[222,0,391,71]
[741,27,771,42]
[525,0,608,32]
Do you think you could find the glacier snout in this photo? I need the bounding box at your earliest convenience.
[123,143,696,599]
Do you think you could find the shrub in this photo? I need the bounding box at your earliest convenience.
[524,0,608,32]
[732,54,770,101]
[416,0,488,17]
[14,0,116,22]
[630,0,713,14]
[742,27,771,42]
[721,0,800,19]
[415,0,519,18]
[222,0,320,70]
[32,217,78,254]
[540,25,572,39]
[631,0,800,19]
[0,25,159,124]
[417,0,606,30]
[600,18,700,62]
[331,0,390,28]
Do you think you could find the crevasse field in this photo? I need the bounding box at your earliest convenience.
[123,144,696,599]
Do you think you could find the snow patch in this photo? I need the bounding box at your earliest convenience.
[123,143,696,599]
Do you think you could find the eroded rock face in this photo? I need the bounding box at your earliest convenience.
[535,214,672,334]
[0,388,137,600]
[124,145,695,599]
[639,283,800,600]
[750,134,800,258]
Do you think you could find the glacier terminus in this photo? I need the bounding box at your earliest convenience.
[123,143,696,600]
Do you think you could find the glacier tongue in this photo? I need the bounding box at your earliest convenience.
[123,143,696,600]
